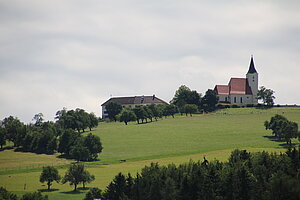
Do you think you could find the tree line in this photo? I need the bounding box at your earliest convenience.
[93,148,300,200]
[0,109,102,161]
[106,85,219,125]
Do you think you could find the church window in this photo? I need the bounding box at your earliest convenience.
[240,97,243,103]
[225,97,228,102]
[234,97,236,103]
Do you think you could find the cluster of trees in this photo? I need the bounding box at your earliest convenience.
[0,187,48,200]
[39,164,95,191]
[0,109,102,161]
[101,148,300,200]
[171,85,218,113]
[105,85,218,125]
[265,114,299,145]
[106,102,178,125]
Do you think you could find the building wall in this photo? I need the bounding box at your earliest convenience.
[229,94,253,105]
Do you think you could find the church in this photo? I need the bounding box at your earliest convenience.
[214,56,258,105]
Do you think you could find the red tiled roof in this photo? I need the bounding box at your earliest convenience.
[214,78,253,95]
[228,78,252,95]
[214,85,229,95]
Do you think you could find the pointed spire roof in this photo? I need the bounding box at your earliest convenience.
[247,55,257,74]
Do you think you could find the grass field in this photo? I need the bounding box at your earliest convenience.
[0,107,299,200]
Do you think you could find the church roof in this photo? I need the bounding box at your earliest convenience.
[214,85,229,95]
[229,78,253,95]
[101,95,168,106]
[247,56,257,74]
[214,78,253,95]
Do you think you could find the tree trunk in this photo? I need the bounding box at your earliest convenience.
[125,121,128,125]
[83,182,85,188]
[47,181,51,190]
[74,183,77,191]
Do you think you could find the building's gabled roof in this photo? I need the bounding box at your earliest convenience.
[228,78,253,95]
[214,85,229,95]
[247,56,257,74]
[101,95,168,106]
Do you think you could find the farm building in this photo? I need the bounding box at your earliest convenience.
[101,95,168,119]
[214,56,258,105]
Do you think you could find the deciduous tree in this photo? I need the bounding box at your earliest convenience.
[106,102,123,122]
[39,166,61,190]
[257,86,275,107]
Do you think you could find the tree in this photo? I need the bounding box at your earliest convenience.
[82,170,95,189]
[119,109,137,125]
[0,127,6,149]
[39,166,61,190]
[171,85,201,110]
[105,102,123,122]
[200,89,218,112]
[62,163,85,191]
[265,114,299,145]
[88,113,98,131]
[2,116,25,146]
[133,106,148,124]
[33,113,44,126]
[184,104,198,116]
[164,104,178,118]
[69,141,91,162]
[257,86,275,107]
[84,188,103,200]
[83,133,103,160]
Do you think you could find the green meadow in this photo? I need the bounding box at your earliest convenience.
[0,107,299,200]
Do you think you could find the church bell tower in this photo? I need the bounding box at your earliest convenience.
[246,56,258,104]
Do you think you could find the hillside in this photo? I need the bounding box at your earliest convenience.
[0,107,299,200]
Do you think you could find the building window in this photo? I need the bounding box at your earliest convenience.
[240,97,243,103]
[234,97,236,103]
[225,97,228,102]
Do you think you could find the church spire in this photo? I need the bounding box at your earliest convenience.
[247,55,257,74]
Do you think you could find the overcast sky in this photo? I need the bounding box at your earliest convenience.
[0,0,299,123]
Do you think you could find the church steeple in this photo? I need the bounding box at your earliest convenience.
[247,55,257,74]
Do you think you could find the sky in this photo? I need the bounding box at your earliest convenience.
[0,0,299,123]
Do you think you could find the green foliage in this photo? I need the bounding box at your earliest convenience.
[119,109,137,125]
[265,114,299,145]
[171,85,201,111]
[0,187,17,200]
[106,102,123,122]
[83,187,103,200]
[257,86,275,106]
[40,166,61,190]
[0,127,6,149]
[183,104,198,116]
[55,108,97,133]
[200,89,218,112]
[20,192,48,200]
[62,163,84,191]
[103,149,300,200]
[164,104,178,118]
[2,116,26,147]
[83,133,103,160]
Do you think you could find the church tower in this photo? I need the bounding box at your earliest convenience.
[246,56,258,104]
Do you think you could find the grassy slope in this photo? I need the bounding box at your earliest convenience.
[0,107,299,200]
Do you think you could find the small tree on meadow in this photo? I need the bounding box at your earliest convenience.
[184,104,198,116]
[62,163,84,191]
[39,166,61,190]
[119,109,137,125]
